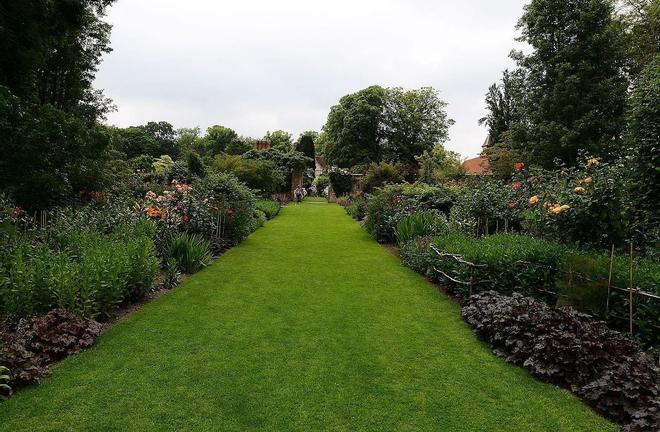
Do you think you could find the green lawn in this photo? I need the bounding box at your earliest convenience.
[0,200,614,431]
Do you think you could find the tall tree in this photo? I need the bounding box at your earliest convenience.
[513,0,628,167]
[296,131,318,166]
[323,85,386,168]
[380,87,453,165]
[0,0,116,209]
[626,55,660,246]
[204,125,237,156]
[225,137,253,155]
[264,130,293,152]
[479,69,527,145]
[619,0,660,79]
[139,121,177,157]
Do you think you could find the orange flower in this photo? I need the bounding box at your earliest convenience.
[584,177,593,184]
[528,195,539,206]
[145,207,162,218]
[586,157,599,167]
[574,186,585,194]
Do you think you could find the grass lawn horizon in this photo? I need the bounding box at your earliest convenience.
[0,200,615,431]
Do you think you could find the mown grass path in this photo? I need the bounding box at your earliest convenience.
[0,200,614,431]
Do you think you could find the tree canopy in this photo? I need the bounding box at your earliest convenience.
[295,131,318,166]
[380,87,454,165]
[264,130,293,152]
[0,0,116,209]
[509,0,628,167]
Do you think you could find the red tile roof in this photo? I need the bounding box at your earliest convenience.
[462,156,491,175]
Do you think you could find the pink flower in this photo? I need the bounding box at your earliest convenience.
[508,202,516,209]
[512,181,522,190]
[515,162,525,170]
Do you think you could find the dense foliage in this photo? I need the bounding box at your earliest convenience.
[0,310,102,387]
[463,292,659,432]
[363,183,455,242]
[0,0,116,209]
[328,170,354,197]
[322,85,453,169]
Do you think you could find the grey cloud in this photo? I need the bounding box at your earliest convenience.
[95,0,528,157]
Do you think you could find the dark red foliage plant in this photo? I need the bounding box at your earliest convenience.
[462,291,659,432]
[0,309,101,388]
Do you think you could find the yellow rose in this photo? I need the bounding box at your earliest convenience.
[587,158,599,167]
[574,186,585,194]
[560,204,570,211]
[584,177,593,184]
[529,195,539,205]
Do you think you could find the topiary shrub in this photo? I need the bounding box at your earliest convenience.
[462,291,659,432]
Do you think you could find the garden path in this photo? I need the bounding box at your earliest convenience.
[0,200,614,431]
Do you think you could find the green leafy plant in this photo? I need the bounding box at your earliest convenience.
[169,233,211,274]
[359,162,403,193]
[256,200,281,220]
[0,366,11,400]
[395,211,447,244]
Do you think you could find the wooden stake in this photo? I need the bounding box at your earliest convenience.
[606,244,614,318]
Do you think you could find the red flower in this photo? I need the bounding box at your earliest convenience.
[182,214,189,222]
[508,202,516,209]
[512,181,522,190]
[515,162,525,170]
[225,208,234,221]
[10,207,21,217]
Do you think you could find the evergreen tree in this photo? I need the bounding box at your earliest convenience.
[513,0,628,167]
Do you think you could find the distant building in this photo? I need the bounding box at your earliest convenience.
[314,156,326,179]
[462,136,492,175]
[252,140,271,151]
[462,156,491,175]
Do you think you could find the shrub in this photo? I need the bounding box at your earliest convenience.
[0,222,159,319]
[359,162,403,193]
[428,233,566,302]
[0,309,101,387]
[345,197,367,220]
[256,199,281,220]
[213,155,284,194]
[400,236,436,277]
[462,292,659,432]
[314,175,330,197]
[169,233,211,274]
[188,173,258,248]
[395,211,448,244]
[364,183,454,243]
[336,196,350,207]
[328,170,353,196]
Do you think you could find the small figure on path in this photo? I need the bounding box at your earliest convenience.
[294,186,303,204]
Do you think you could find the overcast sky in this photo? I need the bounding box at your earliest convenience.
[95,0,528,158]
